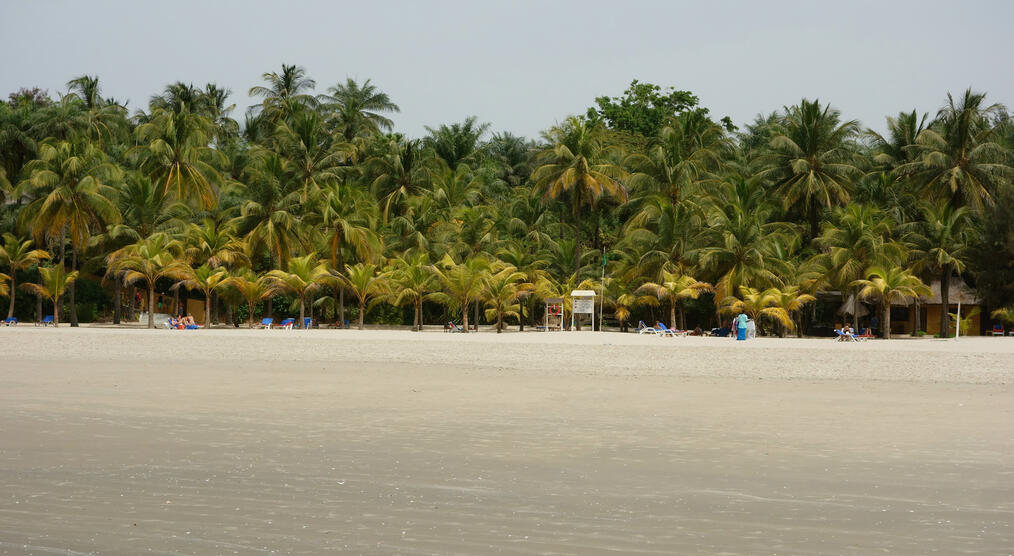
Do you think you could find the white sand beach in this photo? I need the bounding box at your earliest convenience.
[0,328,1012,554]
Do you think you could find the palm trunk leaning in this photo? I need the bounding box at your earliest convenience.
[6,269,16,319]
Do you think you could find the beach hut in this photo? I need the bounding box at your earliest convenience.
[899,278,982,336]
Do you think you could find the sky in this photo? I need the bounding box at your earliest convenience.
[3,1,1013,139]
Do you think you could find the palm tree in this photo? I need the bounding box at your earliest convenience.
[183,219,247,269]
[134,108,224,208]
[224,270,278,328]
[532,116,628,277]
[636,270,713,330]
[816,204,903,329]
[430,255,488,331]
[721,286,793,335]
[759,99,861,240]
[108,233,189,328]
[896,89,1012,212]
[626,110,731,203]
[320,78,400,142]
[177,264,228,328]
[0,234,50,318]
[266,254,332,328]
[20,265,79,326]
[275,111,353,201]
[481,264,529,333]
[366,136,435,220]
[317,182,381,323]
[385,252,435,331]
[854,266,931,339]
[248,64,318,122]
[232,151,304,268]
[424,116,490,169]
[340,262,389,330]
[905,202,973,338]
[990,306,1014,328]
[766,285,816,337]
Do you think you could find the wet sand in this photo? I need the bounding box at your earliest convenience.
[0,328,1012,554]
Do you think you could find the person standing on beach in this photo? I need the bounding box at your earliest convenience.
[736,312,748,341]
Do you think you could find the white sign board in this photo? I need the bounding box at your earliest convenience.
[573,298,595,314]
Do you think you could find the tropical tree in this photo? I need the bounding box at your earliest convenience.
[385,253,435,331]
[133,108,225,208]
[266,254,332,328]
[766,285,817,337]
[424,116,489,169]
[854,266,931,339]
[225,270,278,328]
[896,89,1012,212]
[108,233,189,328]
[759,99,861,240]
[317,182,381,323]
[340,262,389,330]
[721,286,793,335]
[430,255,488,331]
[20,265,79,326]
[532,116,628,277]
[0,234,50,318]
[320,78,400,142]
[177,264,229,328]
[904,202,973,337]
[636,269,713,330]
[248,64,318,122]
[481,263,529,333]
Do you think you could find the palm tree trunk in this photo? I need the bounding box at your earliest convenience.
[248,301,255,329]
[266,297,273,319]
[574,189,583,279]
[461,297,469,331]
[913,299,921,335]
[358,300,365,330]
[36,295,42,324]
[7,269,16,319]
[54,295,60,326]
[299,295,306,329]
[497,312,503,333]
[939,265,951,338]
[669,301,677,330]
[68,248,78,327]
[473,299,479,332]
[883,302,891,340]
[337,250,345,326]
[519,295,525,332]
[112,273,121,325]
[204,295,212,330]
[147,287,155,329]
[679,303,686,330]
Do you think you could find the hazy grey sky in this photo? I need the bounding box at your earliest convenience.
[3,1,1012,139]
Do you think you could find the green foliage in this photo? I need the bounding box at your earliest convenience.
[588,80,701,137]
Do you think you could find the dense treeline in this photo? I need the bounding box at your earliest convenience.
[1,67,1013,337]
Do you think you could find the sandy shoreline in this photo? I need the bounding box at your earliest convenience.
[1,328,1012,554]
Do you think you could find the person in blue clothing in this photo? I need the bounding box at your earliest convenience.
[736,311,749,340]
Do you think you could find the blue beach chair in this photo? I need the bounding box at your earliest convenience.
[3,317,17,326]
[258,317,274,329]
[40,315,54,327]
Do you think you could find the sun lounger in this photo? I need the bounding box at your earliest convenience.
[3,317,17,326]
[303,317,312,330]
[40,315,54,327]
[279,318,295,330]
[636,320,658,335]
[446,321,465,333]
[992,324,1005,336]
[258,317,274,329]
[655,322,679,337]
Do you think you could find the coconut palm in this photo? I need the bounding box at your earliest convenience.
[385,252,435,331]
[626,110,731,202]
[424,116,490,170]
[366,136,435,220]
[759,99,861,240]
[133,108,225,208]
[176,264,228,328]
[232,151,304,268]
[183,219,247,269]
[320,78,400,142]
[248,64,318,122]
[275,111,353,201]
[430,255,489,331]
[532,116,628,277]
[721,286,793,335]
[224,270,278,328]
[481,263,529,333]
[340,262,389,330]
[266,254,332,328]
[854,266,931,339]
[766,285,817,337]
[990,306,1014,327]
[636,270,713,330]
[20,265,79,326]
[0,234,50,318]
[108,233,189,328]
[316,182,381,323]
[896,89,1012,212]
[904,201,973,338]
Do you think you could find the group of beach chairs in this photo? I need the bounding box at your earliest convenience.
[3,316,55,326]
[255,317,313,330]
[834,327,874,342]
[636,321,690,337]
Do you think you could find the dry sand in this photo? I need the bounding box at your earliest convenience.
[0,327,1012,555]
